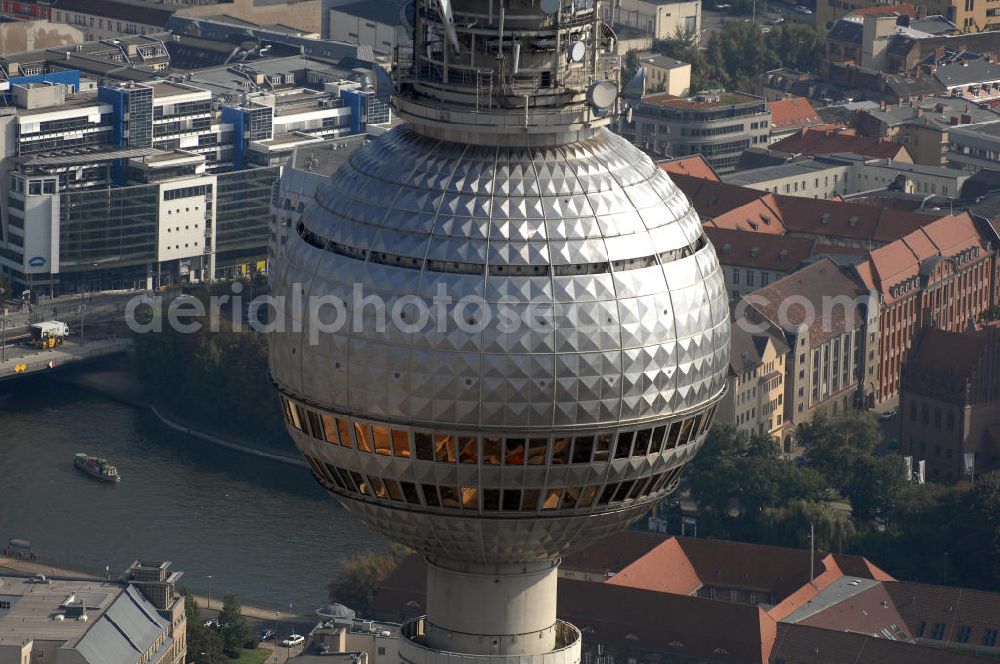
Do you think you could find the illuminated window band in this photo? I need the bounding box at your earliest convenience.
[278,392,715,513]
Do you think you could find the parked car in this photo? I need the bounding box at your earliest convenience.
[768,15,785,23]
[258,630,276,642]
[878,409,896,421]
[282,634,305,647]
[794,5,813,13]
[203,619,220,629]
[27,574,50,584]
[715,3,732,9]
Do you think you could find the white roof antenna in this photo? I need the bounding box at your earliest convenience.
[436,0,461,52]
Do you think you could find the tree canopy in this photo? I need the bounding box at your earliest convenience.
[651,21,825,93]
[218,593,249,658]
[327,544,410,611]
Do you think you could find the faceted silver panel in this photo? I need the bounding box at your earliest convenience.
[269,126,730,433]
[269,123,729,564]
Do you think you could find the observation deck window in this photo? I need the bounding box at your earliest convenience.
[615,431,634,458]
[483,437,502,464]
[505,438,526,465]
[422,484,441,507]
[552,437,570,464]
[385,478,405,502]
[461,487,478,509]
[415,433,434,460]
[594,435,612,461]
[521,489,541,511]
[439,486,461,508]
[435,434,457,463]
[373,425,392,455]
[572,436,594,464]
[459,436,478,464]
[393,430,411,457]
[354,422,373,453]
[528,438,548,464]
[483,488,500,511]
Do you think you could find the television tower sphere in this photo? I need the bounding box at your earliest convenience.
[269,0,729,661]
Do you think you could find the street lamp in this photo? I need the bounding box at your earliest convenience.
[286,603,293,660]
[206,575,213,611]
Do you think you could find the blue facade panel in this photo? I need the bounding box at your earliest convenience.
[221,105,246,170]
[341,89,364,134]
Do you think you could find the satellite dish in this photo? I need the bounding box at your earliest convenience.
[587,80,617,111]
[540,0,560,14]
[568,40,585,62]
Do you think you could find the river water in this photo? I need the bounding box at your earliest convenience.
[0,379,387,612]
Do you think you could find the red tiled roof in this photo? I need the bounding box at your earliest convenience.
[560,579,778,664]
[885,581,1000,646]
[770,623,989,664]
[784,579,912,638]
[769,97,824,132]
[658,155,720,182]
[772,126,911,160]
[605,537,702,595]
[371,555,778,663]
[672,172,945,247]
[706,227,816,273]
[604,535,890,603]
[747,258,871,346]
[861,212,984,300]
[904,326,994,385]
[561,529,667,575]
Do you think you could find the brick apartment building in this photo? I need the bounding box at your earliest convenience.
[667,171,999,407]
[899,325,1000,483]
[741,258,880,442]
[855,213,999,403]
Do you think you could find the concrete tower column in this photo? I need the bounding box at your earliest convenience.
[424,558,560,655]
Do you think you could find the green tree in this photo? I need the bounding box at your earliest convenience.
[979,305,1000,322]
[685,426,826,537]
[131,298,288,449]
[328,545,410,611]
[845,455,908,523]
[756,500,857,553]
[181,587,201,625]
[798,410,882,494]
[187,624,225,664]
[621,49,641,88]
[951,472,1000,590]
[217,593,249,658]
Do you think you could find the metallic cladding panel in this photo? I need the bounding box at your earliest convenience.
[271,125,728,432]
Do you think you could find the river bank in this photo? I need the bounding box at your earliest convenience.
[59,365,305,469]
[0,378,387,610]
[0,555,301,621]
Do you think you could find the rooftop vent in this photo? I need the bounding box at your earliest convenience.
[750,246,760,257]
[820,212,830,224]
[849,215,860,227]
[778,249,789,260]
[721,243,732,255]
